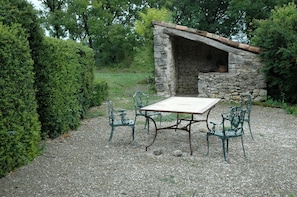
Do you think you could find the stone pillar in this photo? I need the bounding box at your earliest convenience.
[154,25,175,97]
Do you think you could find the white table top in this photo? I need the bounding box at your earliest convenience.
[141,97,221,114]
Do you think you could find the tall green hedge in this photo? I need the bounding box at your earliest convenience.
[36,37,95,138]
[0,23,41,178]
[0,0,107,178]
[77,44,95,118]
[0,0,44,78]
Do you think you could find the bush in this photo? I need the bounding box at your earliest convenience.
[0,23,41,178]
[0,0,44,85]
[252,2,297,103]
[36,37,95,138]
[77,46,96,118]
[90,81,108,107]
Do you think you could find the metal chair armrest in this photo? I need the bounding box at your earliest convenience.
[209,121,217,131]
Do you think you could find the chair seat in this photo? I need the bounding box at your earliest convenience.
[208,130,243,138]
[112,119,134,126]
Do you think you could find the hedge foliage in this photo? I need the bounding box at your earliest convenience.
[0,0,108,177]
[36,37,95,139]
[0,0,44,73]
[90,81,108,107]
[252,2,297,103]
[0,23,41,178]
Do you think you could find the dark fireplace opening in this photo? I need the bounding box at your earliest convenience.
[173,36,229,95]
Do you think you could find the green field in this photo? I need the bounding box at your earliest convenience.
[86,70,164,118]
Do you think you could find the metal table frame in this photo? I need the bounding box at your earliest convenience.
[140,97,221,155]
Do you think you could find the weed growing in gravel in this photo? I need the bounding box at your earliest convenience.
[255,98,297,116]
[158,175,176,184]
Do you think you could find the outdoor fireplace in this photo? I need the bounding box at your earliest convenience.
[153,21,267,102]
[173,36,229,95]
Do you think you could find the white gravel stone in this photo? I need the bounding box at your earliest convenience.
[0,103,297,196]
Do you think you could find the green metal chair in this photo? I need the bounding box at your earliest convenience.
[107,100,135,146]
[206,106,246,162]
[240,94,254,139]
[133,91,162,133]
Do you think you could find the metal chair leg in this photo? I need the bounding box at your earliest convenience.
[145,118,150,133]
[226,139,229,153]
[222,139,227,162]
[108,127,114,142]
[247,120,254,140]
[241,135,246,159]
[131,126,135,146]
[205,134,210,156]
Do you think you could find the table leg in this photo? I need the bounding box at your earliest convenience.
[205,107,215,131]
[188,114,194,155]
[145,116,158,151]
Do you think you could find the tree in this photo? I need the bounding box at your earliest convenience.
[252,2,297,103]
[227,0,297,42]
[40,0,67,38]
[133,8,172,71]
[40,0,141,67]
[170,0,296,42]
[171,0,235,37]
[227,0,279,42]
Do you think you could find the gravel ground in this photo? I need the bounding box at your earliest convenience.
[1,102,297,197]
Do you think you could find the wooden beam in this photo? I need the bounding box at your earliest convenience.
[163,28,249,55]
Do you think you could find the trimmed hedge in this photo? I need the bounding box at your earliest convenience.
[0,0,44,75]
[0,0,108,178]
[90,81,108,107]
[0,23,41,178]
[77,44,96,118]
[36,37,95,138]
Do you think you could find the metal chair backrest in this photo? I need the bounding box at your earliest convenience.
[240,94,252,116]
[133,91,149,115]
[108,100,115,125]
[222,106,246,136]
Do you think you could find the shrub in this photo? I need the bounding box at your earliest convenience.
[252,2,297,103]
[0,23,41,178]
[77,46,96,118]
[90,81,108,107]
[36,37,95,138]
[0,0,44,86]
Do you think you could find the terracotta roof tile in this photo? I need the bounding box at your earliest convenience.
[153,21,261,54]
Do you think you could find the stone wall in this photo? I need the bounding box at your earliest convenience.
[198,53,267,102]
[153,24,267,102]
[154,26,175,96]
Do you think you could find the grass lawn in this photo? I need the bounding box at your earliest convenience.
[86,70,164,118]
[94,70,163,108]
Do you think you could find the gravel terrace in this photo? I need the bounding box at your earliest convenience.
[1,102,297,197]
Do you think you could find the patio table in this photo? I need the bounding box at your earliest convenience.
[140,96,221,155]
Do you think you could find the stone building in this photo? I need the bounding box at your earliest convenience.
[153,21,267,102]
